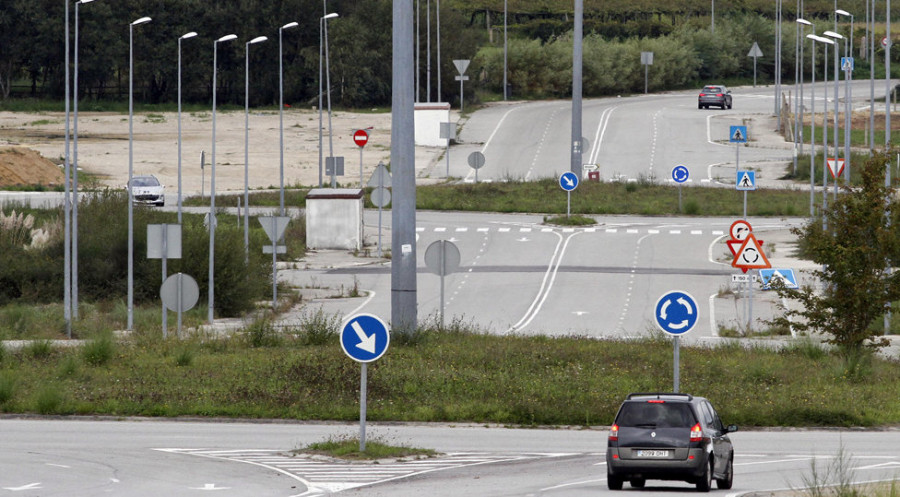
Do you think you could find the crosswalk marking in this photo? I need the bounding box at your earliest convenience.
[156,449,573,495]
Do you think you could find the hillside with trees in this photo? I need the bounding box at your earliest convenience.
[0,0,897,107]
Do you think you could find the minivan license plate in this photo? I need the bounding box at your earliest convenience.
[636,450,669,458]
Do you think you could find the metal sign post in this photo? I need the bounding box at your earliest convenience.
[654,291,699,393]
[672,165,689,212]
[453,59,470,112]
[259,216,290,310]
[340,314,390,452]
[559,171,579,218]
[367,162,392,257]
[467,151,485,183]
[640,52,653,94]
[424,240,461,327]
[747,42,764,87]
[148,224,183,338]
[440,122,455,178]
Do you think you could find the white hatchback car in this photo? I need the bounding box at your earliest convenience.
[129,175,165,206]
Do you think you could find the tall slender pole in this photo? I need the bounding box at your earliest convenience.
[503,0,508,100]
[416,0,420,102]
[392,0,417,334]
[64,0,72,337]
[571,0,583,179]
[325,15,336,187]
[426,0,431,102]
[822,40,830,231]
[870,0,876,150]
[209,34,237,325]
[809,35,817,217]
[128,17,151,330]
[318,15,324,187]
[886,0,892,147]
[436,0,441,101]
[245,36,268,262]
[74,0,92,320]
[279,23,297,216]
[178,32,197,225]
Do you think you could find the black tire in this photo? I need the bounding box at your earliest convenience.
[608,473,624,490]
[716,455,734,490]
[696,459,713,492]
[727,101,733,109]
[698,103,703,109]
[630,478,646,488]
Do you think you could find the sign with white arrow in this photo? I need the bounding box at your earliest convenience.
[655,291,699,335]
[340,313,390,363]
[559,171,579,192]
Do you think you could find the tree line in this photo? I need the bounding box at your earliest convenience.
[0,0,897,107]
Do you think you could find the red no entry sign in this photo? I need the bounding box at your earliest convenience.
[353,129,369,148]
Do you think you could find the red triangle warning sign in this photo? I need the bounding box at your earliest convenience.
[727,238,763,256]
[731,233,771,273]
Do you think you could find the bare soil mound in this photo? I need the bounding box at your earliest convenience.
[0,146,64,187]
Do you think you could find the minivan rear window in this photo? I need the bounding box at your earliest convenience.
[616,402,696,428]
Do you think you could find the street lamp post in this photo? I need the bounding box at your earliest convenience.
[244,35,268,261]
[806,33,822,217]
[324,14,337,187]
[177,31,198,224]
[825,30,844,201]
[64,0,72,337]
[836,9,854,181]
[127,16,151,331]
[72,0,94,321]
[795,18,813,176]
[319,13,338,188]
[279,22,298,216]
[209,33,238,324]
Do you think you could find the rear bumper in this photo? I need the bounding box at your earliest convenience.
[606,448,708,480]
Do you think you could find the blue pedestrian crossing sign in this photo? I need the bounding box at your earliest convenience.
[559,171,579,192]
[736,170,756,191]
[759,268,799,290]
[341,313,390,363]
[841,57,854,71]
[655,290,699,335]
[729,125,748,143]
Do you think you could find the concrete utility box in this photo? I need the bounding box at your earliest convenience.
[306,188,364,251]
[415,102,451,146]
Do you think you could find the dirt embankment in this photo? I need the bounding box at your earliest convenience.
[0,146,64,187]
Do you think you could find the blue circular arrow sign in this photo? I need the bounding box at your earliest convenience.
[654,291,699,335]
[672,165,689,184]
[340,313,390,363]
[559,171,579,192]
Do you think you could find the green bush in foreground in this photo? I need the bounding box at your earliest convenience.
[1,326,898,427]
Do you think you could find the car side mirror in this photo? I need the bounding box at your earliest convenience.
[725,424,738,434]
[727,90,732,94]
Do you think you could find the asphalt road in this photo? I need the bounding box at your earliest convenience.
[2,419,898,497]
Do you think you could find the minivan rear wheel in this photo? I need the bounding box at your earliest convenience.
[607,472,624,490]
[696,459,713,492]
[716,456,734,489]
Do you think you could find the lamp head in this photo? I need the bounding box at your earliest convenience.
[249,36,268,45]
[823,30,844,39]
[131,16,151,26]
[835,9,851,16]
[217,34,238,43]
[796,18,812,26]
[77,0,95,5]
[181,32,198,40]
[323,13,339,20]
[282,22,299,30]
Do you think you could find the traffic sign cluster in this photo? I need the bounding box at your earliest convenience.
[728,220,771,273]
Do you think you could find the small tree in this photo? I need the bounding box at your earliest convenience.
[771,151,900,356]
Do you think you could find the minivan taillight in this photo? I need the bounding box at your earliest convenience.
[609,424,619,441]
[690,423,703,442]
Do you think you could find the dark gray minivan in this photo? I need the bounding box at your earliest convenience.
[606,393,737,492]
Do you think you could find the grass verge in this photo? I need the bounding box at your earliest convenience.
[1,321,898,427]
[299,435,437,460]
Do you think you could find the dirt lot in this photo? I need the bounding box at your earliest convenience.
[0,108,447,192]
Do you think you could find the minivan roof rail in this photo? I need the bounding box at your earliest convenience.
[626,392,693,401]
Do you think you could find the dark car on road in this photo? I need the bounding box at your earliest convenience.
[698,85,733,109]
[606,393,737,492]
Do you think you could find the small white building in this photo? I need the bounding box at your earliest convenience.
[305,188,364,251]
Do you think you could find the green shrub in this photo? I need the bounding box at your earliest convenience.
[295,309,340,346]
[24,340,54,360]
[0,372,15,404]
[174,347,194,367]
[81,335,115,366]
[244,315,283,348]
[34,385,64,414]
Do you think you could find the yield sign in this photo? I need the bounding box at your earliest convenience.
[258,216,291,243]
[827,158,845,178]
[731,233,771,273]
